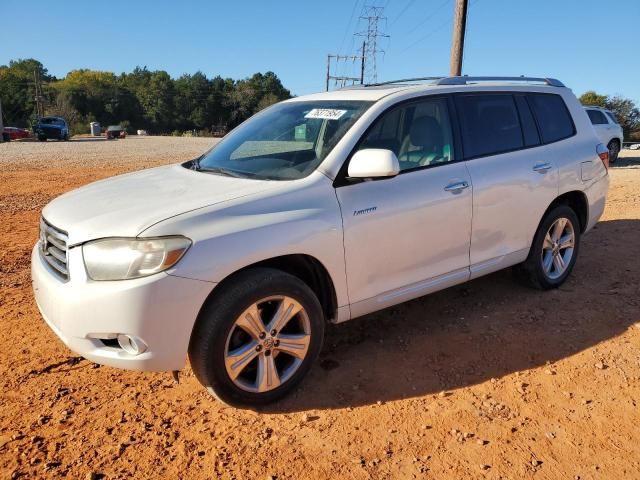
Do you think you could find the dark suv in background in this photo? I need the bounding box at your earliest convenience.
[34,117,69,141]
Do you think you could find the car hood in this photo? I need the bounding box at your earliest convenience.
[43,164,276,245]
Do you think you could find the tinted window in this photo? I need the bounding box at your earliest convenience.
[605,111,619,124]
[527,94,574,143]
[515,95,540,147]
[587,109,608,125]
[455,94,523,158]
[358,97,455,172]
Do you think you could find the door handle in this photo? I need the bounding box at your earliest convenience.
[533,162,552,173]
[444,181,469,192]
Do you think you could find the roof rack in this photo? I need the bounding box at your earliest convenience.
[434,76,565,87]
[360,76,565,88]
[364,77,444,87]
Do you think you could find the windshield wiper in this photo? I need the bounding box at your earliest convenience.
[191,155,203,171]
[200,166,247,178]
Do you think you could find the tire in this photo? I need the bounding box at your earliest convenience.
[189,268,325,407]
[38,135,46,142]
[608,139,620,164]
[515,205,581,290]
[63,134,69,141]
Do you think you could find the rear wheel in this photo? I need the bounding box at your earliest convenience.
[515,205,580,290]
[608,139,620,163]
[189,268,325,406]
[38,135,46,142]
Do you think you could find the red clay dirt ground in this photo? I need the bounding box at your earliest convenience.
[1,138,639,479]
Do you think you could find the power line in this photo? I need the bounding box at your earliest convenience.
[404,0,452,36]
[390,0,418,26]
[338,0,361,54]
[396,0,453,54]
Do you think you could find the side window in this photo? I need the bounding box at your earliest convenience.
[587,109,608,125]
[605,111,619,125]
[358,97,455,171]
[514,95,540,147]
[527,94,575,143]
[455,94,523,158]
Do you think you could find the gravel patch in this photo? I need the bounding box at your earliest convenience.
[0,136,219,171]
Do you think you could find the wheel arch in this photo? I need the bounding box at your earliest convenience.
[542,190,589,234]
[197,254,339,324]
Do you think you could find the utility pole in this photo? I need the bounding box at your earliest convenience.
[449,0,469,76]
[33,70,44,118]
[0,99,4,143]
[356,5,389,84]
[325,49,366,91]
[360,41,366,85]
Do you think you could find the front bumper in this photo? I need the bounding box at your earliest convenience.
[31,244,214,371]
[36,128,63,139]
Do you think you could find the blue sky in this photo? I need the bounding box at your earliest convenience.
[2,0,639,102]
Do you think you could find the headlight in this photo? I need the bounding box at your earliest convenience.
[82,236,192,281]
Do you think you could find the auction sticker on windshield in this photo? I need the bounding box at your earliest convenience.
[304,109,347,120]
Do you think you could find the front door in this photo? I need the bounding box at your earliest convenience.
[335,96,473,317]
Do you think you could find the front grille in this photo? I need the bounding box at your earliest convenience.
[39,218,69,281]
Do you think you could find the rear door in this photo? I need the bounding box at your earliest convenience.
[455,92,569,277]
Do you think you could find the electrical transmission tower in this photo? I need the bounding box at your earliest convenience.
[355,5,389,84]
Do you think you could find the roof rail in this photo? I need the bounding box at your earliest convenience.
[364,77,444,87]
[435,76,565,87]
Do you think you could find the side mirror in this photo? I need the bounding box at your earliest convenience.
[347,149,400,179]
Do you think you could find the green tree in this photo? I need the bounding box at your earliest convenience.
[0,58,51,127]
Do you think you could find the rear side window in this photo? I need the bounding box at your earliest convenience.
[527,94,575,143]
[605,111,619,124]
[587,109,608,125]
[455,94,523,158]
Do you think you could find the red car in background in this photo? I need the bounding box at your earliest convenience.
[3,127,31,141]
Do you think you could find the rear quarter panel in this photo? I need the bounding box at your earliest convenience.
[557,92,608,231]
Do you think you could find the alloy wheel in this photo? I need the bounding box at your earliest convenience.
[224,295,311,393]
[541,217,575,280]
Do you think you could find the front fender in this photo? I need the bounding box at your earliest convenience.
[140,172,349,308]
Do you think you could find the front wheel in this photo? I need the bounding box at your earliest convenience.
[189,268,325,407]
[515,205,580,290]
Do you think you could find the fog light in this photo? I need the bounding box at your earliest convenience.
[117,334,148,355]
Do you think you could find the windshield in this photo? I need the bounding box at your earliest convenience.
[195,100,372,180]
[40,118,64,126]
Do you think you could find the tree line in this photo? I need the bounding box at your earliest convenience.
[2,58,639,140]
[0,58,292,135]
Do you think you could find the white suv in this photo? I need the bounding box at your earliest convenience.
[32,76,609,406]
[584,105,624,163]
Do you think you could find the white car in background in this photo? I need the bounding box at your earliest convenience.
[33,76,609,406]
[584,106,624,163]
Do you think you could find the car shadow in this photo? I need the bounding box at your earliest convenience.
[612,151,640,168]
[263,218,640,413]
